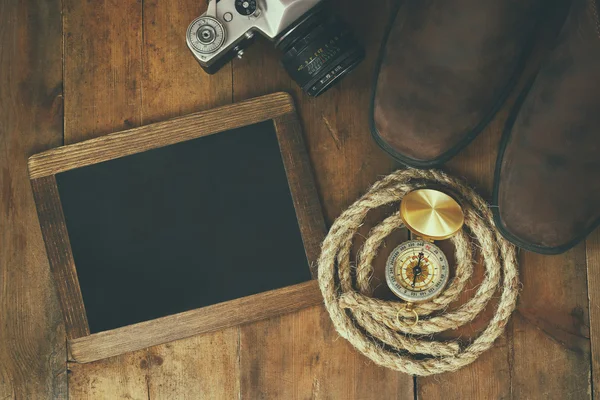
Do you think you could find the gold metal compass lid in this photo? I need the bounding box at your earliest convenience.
[400,189,464,241]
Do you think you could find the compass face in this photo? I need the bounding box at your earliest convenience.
[385,240,449,302]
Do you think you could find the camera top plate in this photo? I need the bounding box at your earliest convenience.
[186,0,321,66]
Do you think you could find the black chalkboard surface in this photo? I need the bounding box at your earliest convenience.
[30,93,324,362]
[56,120,311,333]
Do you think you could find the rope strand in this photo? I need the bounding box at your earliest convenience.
[317,169,519,376]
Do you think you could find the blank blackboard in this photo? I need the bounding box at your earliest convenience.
[55,120,311,333]
[30,93,325,362]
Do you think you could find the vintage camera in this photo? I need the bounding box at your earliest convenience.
[186,0,364,97]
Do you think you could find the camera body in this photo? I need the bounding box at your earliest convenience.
[186,0,364,97]
[187,0,321,73]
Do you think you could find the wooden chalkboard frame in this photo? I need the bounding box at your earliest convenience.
[28,92,326,363]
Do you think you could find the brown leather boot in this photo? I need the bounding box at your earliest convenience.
[493,0,600,254]
[370,0,544,168]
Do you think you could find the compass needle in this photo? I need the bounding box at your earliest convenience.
[386,239,449,302]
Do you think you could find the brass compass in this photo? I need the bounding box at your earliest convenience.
[385,189,464,302]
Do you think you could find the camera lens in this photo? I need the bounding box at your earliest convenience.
[275,3,365,97]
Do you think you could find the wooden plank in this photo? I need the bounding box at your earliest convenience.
[139,1,239,398]
[240,306,413,399]
[233,0,413,398]
[69,281,322,363]
[68,352,149,400]
[419,1,590,398]
[0,0,67,398]
[29,93,294,179]
[512,247,590,398]
[414,36,522,394]
[498,1,592,397]
[274,113,327,276]
[415,6,520,393]
[418,99,512,400]
[63,0,144,143]
[145,328,241,399]
[30,176,90,339]
[139,0,232,125]
[62,0,150,398]
[54,0,594,399]
[587,229,600,399]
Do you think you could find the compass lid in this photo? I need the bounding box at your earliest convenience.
[400,189,464,241]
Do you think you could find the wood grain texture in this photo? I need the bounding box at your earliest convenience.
[139,1,239,398]
[63,0,151,396]
[68,352,149,400]
[274,113,327,276]
[7,0,598,397]
[500,2,592,397]
[239,306,413,400]
[145,328,241,400]
[513,248,591,399]
[587,229,600,399]
[419,1,591,398]
[30,176,90,339]
[63,0,143,143]
[418,88,512,400]
[62,0,242,398]
[140,0,232,125]
[232,0,413,398]
[29,93,294,179]
[69,281,322,363]
[0,0,67,398]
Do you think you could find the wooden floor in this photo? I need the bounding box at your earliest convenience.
[2,0,600,398]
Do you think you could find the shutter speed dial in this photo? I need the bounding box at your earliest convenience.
[187,16,226,54]
[235,0,258,16]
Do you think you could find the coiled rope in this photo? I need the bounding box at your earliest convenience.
[317,169,519,375]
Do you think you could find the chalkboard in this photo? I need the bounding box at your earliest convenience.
[56,120,311,333]
[29,93,326,363]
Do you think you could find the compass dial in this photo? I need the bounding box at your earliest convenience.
[385,240,449,302]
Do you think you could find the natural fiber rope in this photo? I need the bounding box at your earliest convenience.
[317,169,519,376]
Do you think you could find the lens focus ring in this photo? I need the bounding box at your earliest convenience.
[277,8,364,97]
